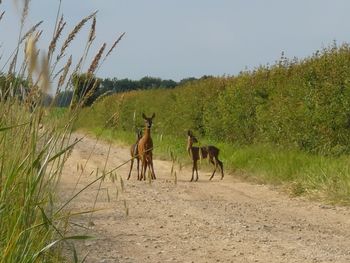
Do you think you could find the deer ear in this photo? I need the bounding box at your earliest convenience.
[142,113,146,119]
[187,130,192,136]
[151,113,155,119]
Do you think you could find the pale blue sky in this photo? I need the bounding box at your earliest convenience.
[1,0,350,81]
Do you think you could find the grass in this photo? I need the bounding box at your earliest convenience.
[0,0,126,261]
[0,101,85,262]
[222,144,350,201]
[73,108,350,205]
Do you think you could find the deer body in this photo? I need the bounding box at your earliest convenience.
[127,130,143,180]
[138,113,156,180]
[187,130,224,181]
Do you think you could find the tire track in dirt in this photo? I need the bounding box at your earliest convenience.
[59,133,350,263]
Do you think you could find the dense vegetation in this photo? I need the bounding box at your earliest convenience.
[75,43,350,203]
[0,1,123,261]
[78,43,350,156]
[54,76,203,107]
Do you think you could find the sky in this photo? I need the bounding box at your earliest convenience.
[1,0,350,81]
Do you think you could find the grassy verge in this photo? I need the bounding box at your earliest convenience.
[73,108,350,205]
[0,102,84,262]
[0,0,125,260]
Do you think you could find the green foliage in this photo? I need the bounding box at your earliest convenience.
[58,75,196,108]
[54,90,73,107]
[0,1,120,260]
[0,73,29,101]
[74,43,350,203]
[0,100,76,262]
[71,73,101,109]
[77,44,350,155]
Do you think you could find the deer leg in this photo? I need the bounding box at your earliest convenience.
[136,158,140,180]
[138,155,142,180]
[150,160,156,180]
[127,157,134,180]
[147,161,153,180]
[209,158,218,180]
[143,160,148,181]
[139,162,142,181]
[190,160,196,182]
[218,159,224,180]
[140,158,146,181]
[194,160,199,182]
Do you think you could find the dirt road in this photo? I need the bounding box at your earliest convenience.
[59,133,350,263]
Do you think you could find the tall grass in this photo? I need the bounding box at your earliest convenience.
[0,1,125,261]
[0,100,84,262]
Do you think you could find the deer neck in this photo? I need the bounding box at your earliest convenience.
[144,127,151,138]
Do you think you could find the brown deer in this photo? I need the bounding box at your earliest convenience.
[138,113,156,181]
[187,130,224,181]
[127,129,143,180]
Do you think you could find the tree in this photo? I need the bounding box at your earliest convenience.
[54,90,73,107]
[139,76,162,89]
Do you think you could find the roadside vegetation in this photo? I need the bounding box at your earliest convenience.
[75,43,350,204]
[0,1,124,261]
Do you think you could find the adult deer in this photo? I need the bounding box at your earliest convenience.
[138,113,156,181]
[187,130,224,181]
[127,129,143,180]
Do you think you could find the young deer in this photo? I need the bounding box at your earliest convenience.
[138,113,156,181]
[127,129,143,180]
[187,130,224,181]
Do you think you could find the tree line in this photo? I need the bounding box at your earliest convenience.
[54,76,204,107]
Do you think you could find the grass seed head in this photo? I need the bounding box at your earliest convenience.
[88,43,106,74]
[25,35,38,76]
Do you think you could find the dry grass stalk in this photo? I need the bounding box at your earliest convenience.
[35,30,43,42]
[8,53,18,75]
[52,66,64,81]
[38,54,50,92]
[77,16,96,76]
[48,15,66,58]
[8,0,31,74]
[57,11,97,60]
[20,20,43,44]
[88,43,106,74]
[105,32,125,58]
[58,55,72,88]
[25,34,38,76]
[70,56,83,77]
[88,16,96,43]
[0,11,5,22]
[20,0,30,27]
[51,0,62,38]
[85,78,100,100]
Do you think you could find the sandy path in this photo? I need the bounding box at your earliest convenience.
[59,133,350,263]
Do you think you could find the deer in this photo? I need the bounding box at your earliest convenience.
[187,130,224,182]
[138,113,156,181]
[127,129,143,180]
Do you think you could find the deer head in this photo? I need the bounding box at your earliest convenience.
[142,113,155,129]
[187,130,198,155]
[187,130,198,144]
